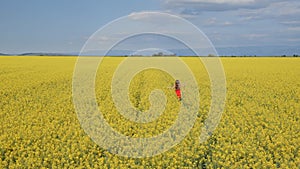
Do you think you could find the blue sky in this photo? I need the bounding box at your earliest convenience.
[0,0,299,55]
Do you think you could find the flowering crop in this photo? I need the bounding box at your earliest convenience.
[0,56,299,168]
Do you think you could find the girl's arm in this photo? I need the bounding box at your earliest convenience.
[167,84,175,89]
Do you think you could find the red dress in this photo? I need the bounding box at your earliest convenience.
[175,89,181,98]
[175,84,181,99]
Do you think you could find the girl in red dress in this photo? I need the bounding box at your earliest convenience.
[174,80,182,101]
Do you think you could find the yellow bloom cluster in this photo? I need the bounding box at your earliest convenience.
[0,56,299,168]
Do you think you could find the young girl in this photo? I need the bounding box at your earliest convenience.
[174,80,182,101]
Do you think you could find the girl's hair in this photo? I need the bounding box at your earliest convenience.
[175,80,180,90]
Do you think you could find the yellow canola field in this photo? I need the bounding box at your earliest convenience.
[0,56,299,168]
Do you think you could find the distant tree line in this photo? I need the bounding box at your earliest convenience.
[281,54,299,57]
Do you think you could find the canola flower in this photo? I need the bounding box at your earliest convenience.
[0,56,299,168]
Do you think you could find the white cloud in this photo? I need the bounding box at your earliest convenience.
[127,11,186,26]
[163,0,277,13]
[206,17,217,25]
[128,11,156,20]
[287,38,300,42]
[281,21,300,26]
[163,0,300,26]
[238,1,300,23]
[287,27,300,31]
[166,0,257,5]
[242,34,268,40]
[127,11,178,21]
[203,17,234,26]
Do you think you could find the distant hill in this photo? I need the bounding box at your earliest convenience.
[0,53,10,56]
[81,45,300,56]
[216,45,300,56]
[0,45,299,57]
[170,46,300,56]
[0,52,78,56]
[19,52,77,56]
